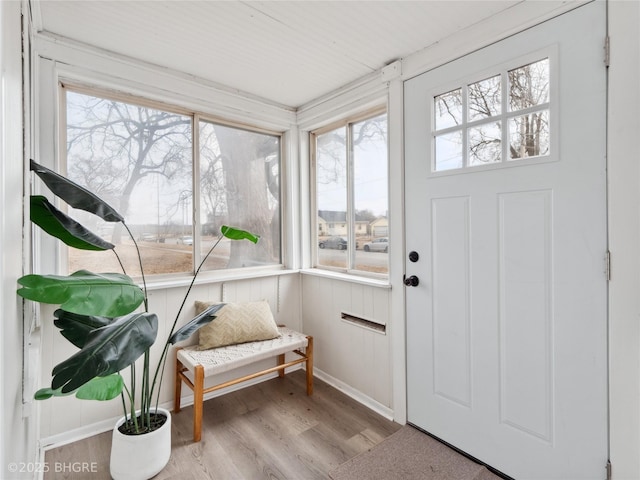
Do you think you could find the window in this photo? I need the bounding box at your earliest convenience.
[312,110,388,275]
[64,87,281,277]
[433,57,550,172]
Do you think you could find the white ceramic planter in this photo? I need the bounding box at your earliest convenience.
[110,407,171,480]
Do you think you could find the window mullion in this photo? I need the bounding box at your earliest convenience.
[347,122,355,270]
[462,83,469,168]
[310,133,319,269]
[192,114,201,273]
[502,70,509,163]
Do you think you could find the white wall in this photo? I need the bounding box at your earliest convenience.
[608,2,640,478]
[1,1,40,477]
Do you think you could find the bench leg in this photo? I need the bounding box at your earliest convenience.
[277,353,285,378]
[193,365,204,442]
[174,349,184,413]
[306,336,314,396]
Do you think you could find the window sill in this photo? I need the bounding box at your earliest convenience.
[143,267,298,291]
[300,268,391,289]
[140,267,391,291]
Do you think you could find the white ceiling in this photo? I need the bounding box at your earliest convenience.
[34,0,580,108]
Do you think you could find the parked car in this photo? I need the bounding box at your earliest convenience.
[318,236,347,250]
[138,233,156,242]
[363,237,388,252]
[178,235,193,245]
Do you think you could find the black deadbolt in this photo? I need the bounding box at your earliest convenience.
[409,251,419,263]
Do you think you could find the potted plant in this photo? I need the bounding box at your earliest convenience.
[18,160,259,479]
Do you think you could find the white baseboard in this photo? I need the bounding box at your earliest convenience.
[39,364,394,452]
[40,417,117,452]
[39,369,293,451]
[313,368,394,421]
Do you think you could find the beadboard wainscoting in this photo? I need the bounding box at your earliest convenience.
[300,274,392,414]
[39,271,398,451]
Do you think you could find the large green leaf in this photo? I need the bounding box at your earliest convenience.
[75,374,124,401]
[52,312,158,393]
[31,195,114,251]
[34,386,71,400]
[34,374,124,401]
[220,225,260,244]
[30,159,124,223]
[53,309,114,349]
[17,270,145,317]
[168,303,225,345]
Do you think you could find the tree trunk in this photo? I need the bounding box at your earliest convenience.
[214,127,276,267]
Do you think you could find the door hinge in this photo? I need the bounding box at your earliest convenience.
[604,36,610,67]
[606,460,612,480]
[605,250,611,281]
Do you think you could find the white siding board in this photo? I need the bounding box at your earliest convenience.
[41,305,83,437]
[80,386,122,434]
[37,305,56,439]
[301,275,391,410]
[276,274,302,332]
[373,330,392,407]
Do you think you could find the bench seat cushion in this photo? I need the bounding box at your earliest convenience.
[177,326,309,377]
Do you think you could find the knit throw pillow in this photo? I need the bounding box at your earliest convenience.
[195,300,280,350]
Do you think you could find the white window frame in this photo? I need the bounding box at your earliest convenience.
[58,82,286,281]
[310,107,389,278]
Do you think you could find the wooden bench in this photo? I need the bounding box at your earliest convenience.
[174,326,313,442]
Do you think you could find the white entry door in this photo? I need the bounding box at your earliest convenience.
[404,3,607,479]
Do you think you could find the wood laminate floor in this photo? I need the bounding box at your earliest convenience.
[44,370,401,479]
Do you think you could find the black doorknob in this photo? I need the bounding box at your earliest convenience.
[403,275,419,287]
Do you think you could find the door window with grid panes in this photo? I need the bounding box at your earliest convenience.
[433,57,551,173]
